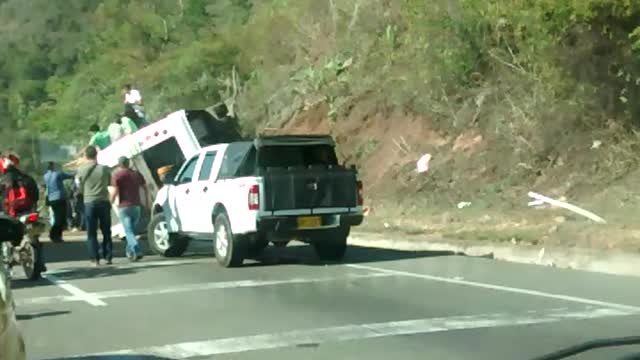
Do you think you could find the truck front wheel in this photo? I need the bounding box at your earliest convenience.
[313,227,349,261]
[213,213,246,267]
[147,213,189,257]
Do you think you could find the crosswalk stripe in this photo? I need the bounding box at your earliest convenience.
[74,306,636,359]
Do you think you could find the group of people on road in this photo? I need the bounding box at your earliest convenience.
[76,146,148,265]
[45,145,148,266]
[0,83,152,272]
[75,83,150,265]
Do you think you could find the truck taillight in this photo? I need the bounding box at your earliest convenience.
[248,185,260,210]
[357,180,363,206]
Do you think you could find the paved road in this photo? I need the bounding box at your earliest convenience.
[11,236,640,360]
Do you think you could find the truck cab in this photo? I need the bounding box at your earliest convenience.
[149,135,364,267]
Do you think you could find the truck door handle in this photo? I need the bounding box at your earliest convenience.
[203,187,208,192]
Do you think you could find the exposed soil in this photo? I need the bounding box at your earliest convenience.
[276,100,640,252]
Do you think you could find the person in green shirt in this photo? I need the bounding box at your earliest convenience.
[88,124,111,150]
[118,115,138,134]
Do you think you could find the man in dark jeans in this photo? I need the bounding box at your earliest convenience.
[43,162,75,242]
[76,146,112,266]
[72,179,86,231]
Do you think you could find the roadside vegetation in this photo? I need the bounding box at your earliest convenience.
[1,0,640,247]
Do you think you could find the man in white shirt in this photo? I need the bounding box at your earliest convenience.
[123,84,142,106]
[122,84,148,127]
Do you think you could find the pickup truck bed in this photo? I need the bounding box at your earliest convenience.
[261,165,358,211]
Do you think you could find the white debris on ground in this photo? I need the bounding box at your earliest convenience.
[528,192,606,224]
[416,153,432,173]
[457,202,472,209]
[591,140,602,149]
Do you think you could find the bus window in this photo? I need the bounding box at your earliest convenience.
[142,137,186,186]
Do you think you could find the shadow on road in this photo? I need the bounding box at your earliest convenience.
[45,356,174,360]
[11,277,51,290]
[247,244,457,267]
[42,239,128,263]
[17,310,71,320]
[43,239,213,264]
[35,238,458,273]
[11,258,208,290]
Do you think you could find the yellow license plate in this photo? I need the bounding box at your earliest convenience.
[297,216,322,229]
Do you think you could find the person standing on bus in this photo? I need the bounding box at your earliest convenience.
[122,84,147,127]
[107,120,124,143]
[123,84,143,106]
[88,124,111,150]
[118,115,138,135]
[111,156,147,262]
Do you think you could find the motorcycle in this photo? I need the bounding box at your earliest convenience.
[0,213,28,360]
[1,211,46,281]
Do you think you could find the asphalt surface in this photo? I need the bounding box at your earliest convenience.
[11,235,640,360]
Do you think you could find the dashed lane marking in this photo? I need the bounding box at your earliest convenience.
[347,264,640,313]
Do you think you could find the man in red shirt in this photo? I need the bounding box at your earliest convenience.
[111,156,148,261]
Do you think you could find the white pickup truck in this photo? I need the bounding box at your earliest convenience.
[147,135,364,267]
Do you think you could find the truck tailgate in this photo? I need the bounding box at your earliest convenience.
[262,166,358,211]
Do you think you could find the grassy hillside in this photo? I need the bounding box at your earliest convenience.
[2,1,640,245]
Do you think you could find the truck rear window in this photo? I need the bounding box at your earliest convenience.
[257,145,338,168]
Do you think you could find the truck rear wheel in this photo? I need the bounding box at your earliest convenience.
[313,227,349,261]
[148,213,189,257]
[213,213,246,267]
[246,234,269,258]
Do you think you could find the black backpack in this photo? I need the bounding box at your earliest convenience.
[16,172,39,205]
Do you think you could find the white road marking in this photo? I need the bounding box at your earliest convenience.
[42,274,107,307]
[347,264,640,313]
[17,272,392,306]
[78,307,636,359]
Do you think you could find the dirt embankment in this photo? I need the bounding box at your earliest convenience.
[280,101,640,254]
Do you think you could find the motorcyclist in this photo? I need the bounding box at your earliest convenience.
[0,157,47,274]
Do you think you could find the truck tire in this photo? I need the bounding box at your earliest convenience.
[22,236,42,281]
[246,233,269,258]
[313,227,349,261]
[147,213,189,257]
[213,212,245,267]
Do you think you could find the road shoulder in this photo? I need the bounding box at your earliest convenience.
[350,231,640,277]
